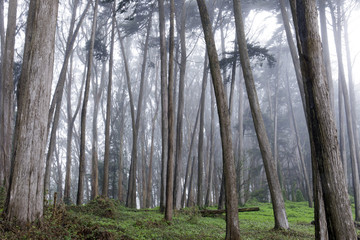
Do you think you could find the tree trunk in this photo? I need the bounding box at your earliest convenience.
[64,53,84,204]
[237,77,245,206]
[182,105,200,208]
[286,76,312,208]
[197,53,208,208]
[165,0,175,221]
[77,0,98,206]
[291,0,357,238]
[173,0,187,210]
[196,1,241,238]
[205,86,215,206]
[45,1,90,195]
[0,0,17,190]
[158,0,168,213]
[330,2,360,222]
[117,87,126,203]
[4,0,58,225]
[233,0,289,230]
[102,0,116,198]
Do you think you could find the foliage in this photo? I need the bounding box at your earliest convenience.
[85,38,109,62]
[295,190,305,202]
[219,42,276,76]
[0,195,322,239]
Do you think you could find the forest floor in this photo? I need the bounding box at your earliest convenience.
[0,188,321,240]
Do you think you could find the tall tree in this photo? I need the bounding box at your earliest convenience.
[0,0,17,190]
[290,0,357,238]
[3,0,58,225]
[77,0,99,205]
[165,0,175,221]
[233,0,289,230]
[158,0,168,213]
[196,0,240,238]
[102,0,116,198]
[173,0,187,210]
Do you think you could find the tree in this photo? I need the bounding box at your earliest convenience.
[165,0,175,221]
[0,0,17,190]
[196,0,240,238]
[3,0,58,225]
[158,0,168,213]
[233,0,289,230]
[102,0,116,198]
[77,0,99,205]
[290,0,357,238]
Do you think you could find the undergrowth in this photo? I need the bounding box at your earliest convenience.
[0,189,319,239]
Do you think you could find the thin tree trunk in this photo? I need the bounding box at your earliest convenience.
[181,105,200,208]
[64,53,84,204]
[45,2,90,193]
[205,86,215,207]
[77,0,98,206]
[117,87,126,203]
[102,0,116,198]
[173,0,187,210]
[165,0,175,221]
[197,1,241,238]
[4,0,58,224]
[286,75,312,208]
[234,0,289,230]
[158,0,168,213]
[197,54,208,208]
[237,77,245,206]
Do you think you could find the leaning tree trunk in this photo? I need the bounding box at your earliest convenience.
[4,0,58,225]
[233,0,289,230]
[196,1,241,239]
[0,0,17,190]
[291,0,357,238]
[77,0,98,206]
[330,2,360,221]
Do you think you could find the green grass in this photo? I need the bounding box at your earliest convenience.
[0,197,317,239]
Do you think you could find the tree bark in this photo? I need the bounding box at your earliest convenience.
[291,0,357,238]
[165,0,175,221]
[158,0,168,213]
[4,0,58,225]
[102,0,116,198]
[197,53,208,208]
[233,0,289,230]
[64,53,84,204]
[77,0,98,206]
[196,1,241,238]
[173,0,187,210]
[330,1,360,222]
[0,0,17,190]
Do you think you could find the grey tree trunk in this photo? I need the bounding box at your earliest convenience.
[90,63,106,200]
[233,0,289,230]
[102,0,116,198]
[0,0,17,190]
[291,0,357,238]
[45,1,90,195]
[77,0,98,206]
[196,1,241,238]
[158,0,168,213]
[4,0,58,225]
[173,0,187,210]
[64,54,84,204]
[197,54,208,208]
[117,87,126,203]
[165,0,175,221]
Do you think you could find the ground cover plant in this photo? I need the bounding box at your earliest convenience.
[0,189,317,240]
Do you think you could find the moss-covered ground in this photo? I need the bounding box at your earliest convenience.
[0,189,319,240]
